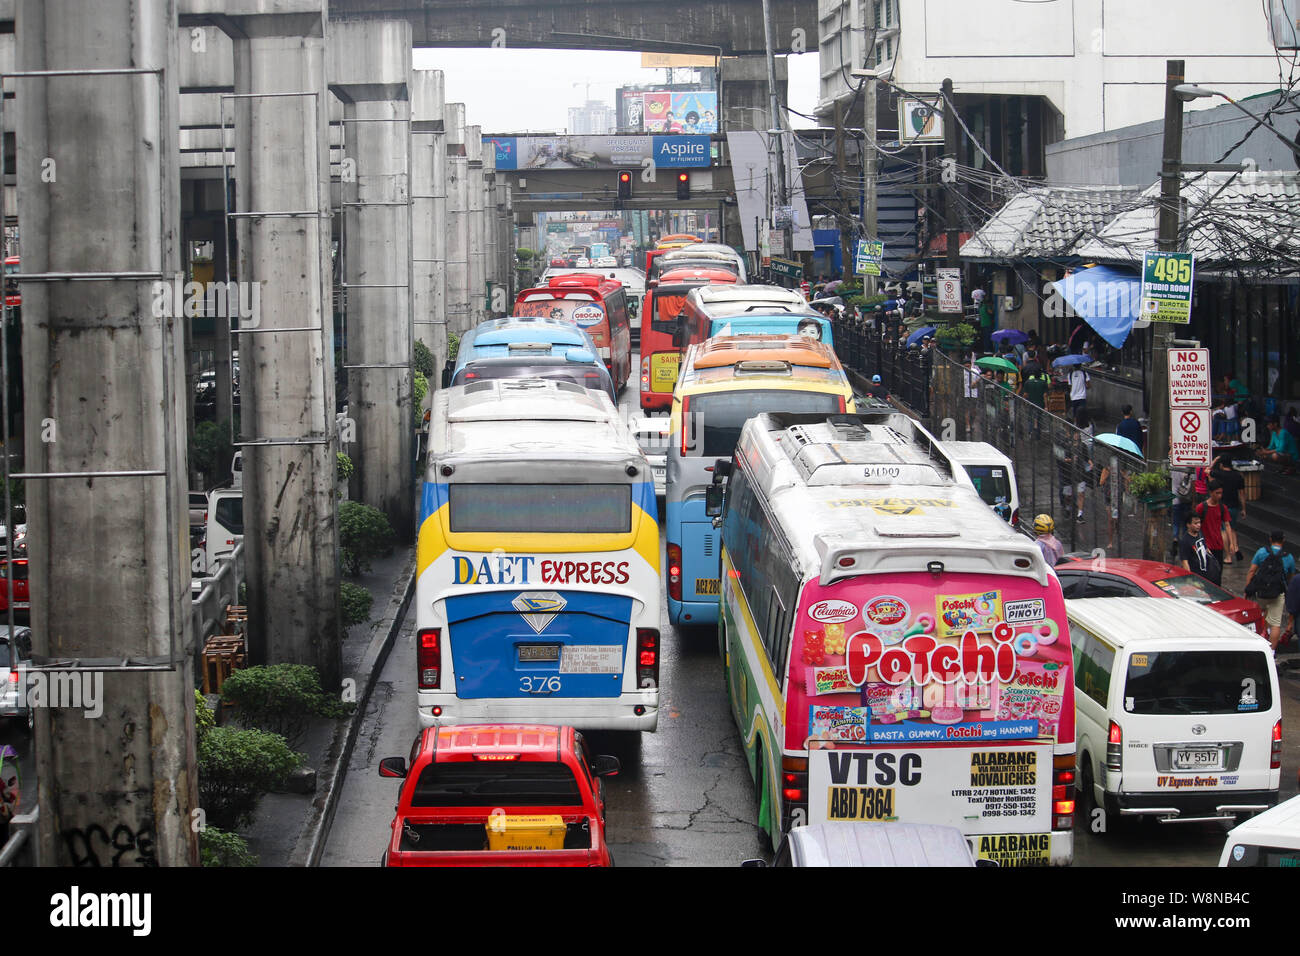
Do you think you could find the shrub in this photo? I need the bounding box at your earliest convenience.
[340,581,374,629]
[195,688,215,748]
[338,500,396,576]
[413,340,436,379]
[336,452,354,485]
[447,332,460,362]
[200,826,259,867]
[413,372,429,427]
[219,663,352,748]
[191,419,234,486]
[198,726,304,829]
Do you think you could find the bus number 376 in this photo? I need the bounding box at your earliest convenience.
[520,676,563,694]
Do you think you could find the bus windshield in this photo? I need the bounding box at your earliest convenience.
[689,390,841,458]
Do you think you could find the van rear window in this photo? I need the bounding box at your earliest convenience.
[1224,844,1300,867]
[1123,651,1272,714]
[410,762,582,807]
[964,466,1011,508]
[449,484,631,534]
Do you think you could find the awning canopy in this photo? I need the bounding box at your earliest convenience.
[1047,265,1147,349]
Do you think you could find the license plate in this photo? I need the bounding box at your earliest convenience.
[518,644,560,662]
[695,578,719,595]
[1173,748,1222,770]
[827,786,896,821]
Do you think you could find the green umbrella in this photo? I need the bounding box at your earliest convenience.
[975,356,1019,374]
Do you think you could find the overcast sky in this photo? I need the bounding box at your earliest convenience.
[412,48,822,134]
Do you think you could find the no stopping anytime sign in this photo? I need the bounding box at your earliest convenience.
[1170,408,1211,466]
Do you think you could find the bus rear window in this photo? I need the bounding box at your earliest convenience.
[410,762,582,807]
[689,390,842,458]
[1123,651,1272,715]
[449,484,631,534]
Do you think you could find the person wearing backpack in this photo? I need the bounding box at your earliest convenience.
[1245,530,1296,654]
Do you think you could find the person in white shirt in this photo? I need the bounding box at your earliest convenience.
[963,355,979,434]
[1068,366,1089,416]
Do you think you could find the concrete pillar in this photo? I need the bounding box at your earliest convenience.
[466,126,486,325]
[329,20,414,540]
[721,55,788,249]
[499,182,514,305]
[444,104,471,336]
[17,0,198,867]
[226,3,341,686]
[483,165,498,314]
[411,70,447,372]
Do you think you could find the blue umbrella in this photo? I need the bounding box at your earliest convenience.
[991,328,1028,345]
[1052,354,1092,368]
[1049,266,1142,349]
[1094,432,1142,456]
[906,325,937,348]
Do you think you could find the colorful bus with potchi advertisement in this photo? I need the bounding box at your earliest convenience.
[706,410,1076,865]
[514,274,632,393]
[416,378,662,732]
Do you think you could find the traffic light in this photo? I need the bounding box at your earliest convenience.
[617,169,632,200]
[676,171,690,200]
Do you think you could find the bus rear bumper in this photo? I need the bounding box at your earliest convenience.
[418,697,659,732]
[668,597,719,626]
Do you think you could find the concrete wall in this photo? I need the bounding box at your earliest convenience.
[823,0,1288,138]
[1048,94,1300,186]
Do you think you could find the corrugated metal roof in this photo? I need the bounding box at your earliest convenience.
[1072,170,1300,271]
[961,185,1143,261]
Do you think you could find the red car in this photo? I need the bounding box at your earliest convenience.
[1054,557,1266,636]
[0,558,29,621]
[378,723,619,867]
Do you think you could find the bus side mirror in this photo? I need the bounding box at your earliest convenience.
[705,483,725,518]
[672,323,685,348]
[712,459,732,479]
[440,363,452,389]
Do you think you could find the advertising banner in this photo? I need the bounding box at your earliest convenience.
[487,134,710,170]
[1140,250,1195,324]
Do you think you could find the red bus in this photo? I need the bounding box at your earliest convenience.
[514,273,632,392]
[638,265,739,411]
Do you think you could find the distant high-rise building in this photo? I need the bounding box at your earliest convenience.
[567,100,616,135]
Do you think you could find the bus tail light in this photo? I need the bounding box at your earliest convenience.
[1010,507,1019,527]
[417,628,441,689]
[1106,721,1123,774]
[781,756,808,830]
[640,356,650,391]
[837,395,846,412]
[1272,719,1282,770]
[1052,754,1075,831]
[680,396,691,454]
[637,628,659,688]
[667,544,682,602]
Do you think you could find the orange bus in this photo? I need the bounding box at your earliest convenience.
[514,273,632,392]
[638,265,738,411]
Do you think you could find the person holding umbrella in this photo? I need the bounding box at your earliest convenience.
[1115,404,1144,455]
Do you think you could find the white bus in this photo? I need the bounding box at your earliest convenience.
[707,410,1078,866]
[416,378,662,731]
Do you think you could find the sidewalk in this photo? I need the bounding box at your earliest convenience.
[240,545,414,866]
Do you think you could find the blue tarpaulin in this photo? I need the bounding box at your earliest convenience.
[1050,266,1142,349]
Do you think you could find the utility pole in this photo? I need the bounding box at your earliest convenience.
[864,76,878,294]
[760,0,791,264]
[942,77,960,270]
[1149,59,1186,464]
[835,99,853,283]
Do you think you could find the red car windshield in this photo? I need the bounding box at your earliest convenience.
[1149,573,1236,604]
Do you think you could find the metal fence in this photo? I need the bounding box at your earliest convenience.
[830,315,1169,562]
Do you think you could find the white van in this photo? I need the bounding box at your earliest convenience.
[1067,597,1280,829]
[940,441,1020,526]
[193,488,243,577]
[1219,794,1300,866]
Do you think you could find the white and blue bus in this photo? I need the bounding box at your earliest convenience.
[416,378,662,732]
